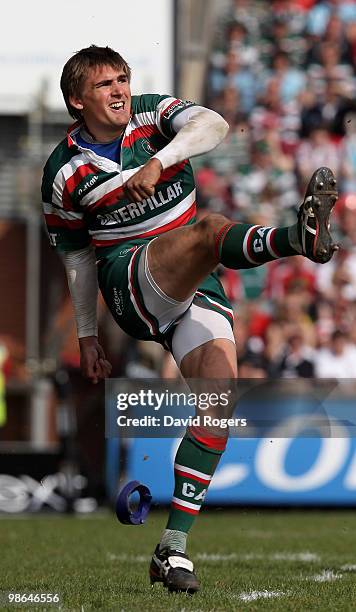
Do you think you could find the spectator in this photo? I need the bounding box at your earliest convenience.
[340,113,356,192]
[239,350,268,378]
[316,200,356,302]
[250,78,301,153]
[315,330,356,377]
[296,125,340,189]
[264,256,316,302]
[195,166,230,214]
[278,330,316,378]
[300,78,355,137]
[232,129,299,218]
[226,21,260,67]
[261,12,307,66]
[195,118,251,179]
[268,50,306,103]
[210,51,258,115]
[223,1,267,42]
[306,1,356,37]
[307,42,354,97]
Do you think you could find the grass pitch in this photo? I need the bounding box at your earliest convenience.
[1,510,356,611]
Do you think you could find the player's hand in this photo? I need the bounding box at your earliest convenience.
[123,158,162,202]
[79,336,112,384]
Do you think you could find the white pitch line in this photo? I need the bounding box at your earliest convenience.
[238,590,286,602]
[340,564,356,571]
[107,551,320,563]
[196,552,320,562]
[312,570,342,582]
[272,552,320,562]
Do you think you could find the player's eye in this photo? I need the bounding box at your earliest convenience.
[96,81,112,88]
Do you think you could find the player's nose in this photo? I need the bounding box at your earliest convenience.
[111,81,125,96]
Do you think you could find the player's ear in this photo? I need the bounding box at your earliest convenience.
[69,95,84,111]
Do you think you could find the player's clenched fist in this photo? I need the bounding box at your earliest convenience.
[123,158,163,202]
[79,336,112,384]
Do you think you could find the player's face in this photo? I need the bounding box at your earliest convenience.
[70,65,131,141]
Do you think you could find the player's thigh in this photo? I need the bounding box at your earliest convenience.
[171,303,237,378]
[171,306,237,425]
[146,215,227,302]
[98,239,196,342]
[136,241,194,335]
[97,242,158,341]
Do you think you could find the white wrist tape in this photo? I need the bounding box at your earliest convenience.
[61,245,99,338]
[153,106,229,170]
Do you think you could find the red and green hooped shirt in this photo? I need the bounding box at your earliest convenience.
[42,94,197,255]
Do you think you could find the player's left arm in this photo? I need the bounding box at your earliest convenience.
[123,105,229,202]
[61,246,112,384]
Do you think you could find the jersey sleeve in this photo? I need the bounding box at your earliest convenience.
[155,96,198,139]
[41,163,91,252]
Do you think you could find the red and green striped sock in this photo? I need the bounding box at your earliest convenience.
[216,222,298,270]
[162,430,226,544]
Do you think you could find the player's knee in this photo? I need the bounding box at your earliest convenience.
[193,423,229,451]
[195,213,230,253]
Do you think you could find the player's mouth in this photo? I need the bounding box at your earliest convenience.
[109,101,126,113]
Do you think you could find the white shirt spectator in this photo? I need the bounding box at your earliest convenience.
[315,334,356,378]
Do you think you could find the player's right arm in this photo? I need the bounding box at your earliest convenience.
[41,158,111,383]
[123,98,229,202]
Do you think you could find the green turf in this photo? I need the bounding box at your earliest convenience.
[1,510,356,611]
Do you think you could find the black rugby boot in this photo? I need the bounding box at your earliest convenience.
[297,166,339,263]
[149,545,200,594]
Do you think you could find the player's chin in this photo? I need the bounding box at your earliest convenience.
[110,112,130,127]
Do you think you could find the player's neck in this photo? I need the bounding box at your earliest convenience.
[81,124,123,145]
[83,122,125,144]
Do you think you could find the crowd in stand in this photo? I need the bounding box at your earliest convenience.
[193,0,356,378]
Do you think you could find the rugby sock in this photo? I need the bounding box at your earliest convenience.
[216,222,299,269]
[160,429,226,553]
[160,529,187,554]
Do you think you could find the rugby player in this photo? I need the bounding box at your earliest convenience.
[42,45,338,594]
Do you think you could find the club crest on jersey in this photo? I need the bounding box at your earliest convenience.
[141,139,157,156]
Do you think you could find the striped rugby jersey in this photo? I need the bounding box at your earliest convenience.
[41,94,197,254]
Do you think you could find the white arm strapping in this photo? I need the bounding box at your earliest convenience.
[152,106,229,170]
[61,245,99,338]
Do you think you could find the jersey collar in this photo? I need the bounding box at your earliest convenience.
[66,121,82,148]
[66,117,133,149]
